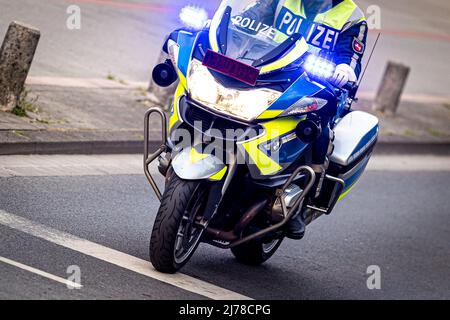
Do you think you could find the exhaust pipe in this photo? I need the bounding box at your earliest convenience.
[233,199,268,237]
[206,198,269,242]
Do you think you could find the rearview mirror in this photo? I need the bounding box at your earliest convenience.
[152,62,178,87]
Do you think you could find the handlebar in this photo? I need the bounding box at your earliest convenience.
[343,81,358,92]
[326,81,359,100]
[343,81,359,100]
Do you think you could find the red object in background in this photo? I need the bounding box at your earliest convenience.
[202,50,260,86]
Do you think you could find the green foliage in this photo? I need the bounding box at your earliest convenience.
[427,128,448,137]
[106,73,116,81]
[403,129,417,137]
[11,105,27,117]
[11,89,39,117]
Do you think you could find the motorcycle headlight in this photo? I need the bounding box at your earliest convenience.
[187,60,281,122]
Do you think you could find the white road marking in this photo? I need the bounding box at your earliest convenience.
[0,210,251,300]
[0,256,82,289]
[0,154,449,177]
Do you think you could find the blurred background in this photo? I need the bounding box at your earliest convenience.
[0,0,449,98]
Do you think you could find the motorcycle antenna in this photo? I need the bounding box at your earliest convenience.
[358,32,381,87]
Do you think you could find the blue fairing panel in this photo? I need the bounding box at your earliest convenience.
[176,30,198,77]
[262,137,308,165]
[268,73,324,111]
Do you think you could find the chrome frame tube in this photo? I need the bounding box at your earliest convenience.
[208,165,316,249]
[144,107,168,202]
[323,174,346,214]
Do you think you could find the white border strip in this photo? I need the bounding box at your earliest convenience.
[0,210,251,300]
[0,256,82,289]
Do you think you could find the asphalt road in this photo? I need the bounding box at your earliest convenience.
[0,154,449,300]
[1,0,450,97]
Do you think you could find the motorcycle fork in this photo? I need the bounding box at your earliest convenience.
[143,107,238,225]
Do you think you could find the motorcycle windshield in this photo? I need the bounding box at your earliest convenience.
[209,0,332,67]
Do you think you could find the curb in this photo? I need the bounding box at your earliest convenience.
[0,140,160,156]
[0,140,449,156]
[373,142,450,156]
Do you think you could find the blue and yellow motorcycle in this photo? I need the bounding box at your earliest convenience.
[144,0,379,273]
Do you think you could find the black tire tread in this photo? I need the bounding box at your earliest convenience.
[150,173,200,273]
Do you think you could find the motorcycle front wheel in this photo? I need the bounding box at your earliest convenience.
[150,172,207,273]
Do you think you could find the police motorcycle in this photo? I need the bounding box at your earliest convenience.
[144,0,379,273]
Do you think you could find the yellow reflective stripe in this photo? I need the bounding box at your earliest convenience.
[316,0,357,30]
[338,183,355,201]
[273,30,289,44]
[258,110,284,120]
[209,166,227,181]
[260,37,308,74]
[338,174,362,201]
[177,70,187,89]
[242,117,299,175]
[169,84,185,131]
[189,148,210,164]
[356,16,366,24]
[243,144,282,175]
[263,117,299,139]
[284,0,302,15]
[300,0,305,16]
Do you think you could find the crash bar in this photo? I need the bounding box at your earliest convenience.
[144,107,168,202]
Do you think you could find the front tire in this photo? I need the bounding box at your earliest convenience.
[150,172,206,273]
[231,238,283,266]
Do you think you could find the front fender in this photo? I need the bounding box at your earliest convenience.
[172,147,227,181]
